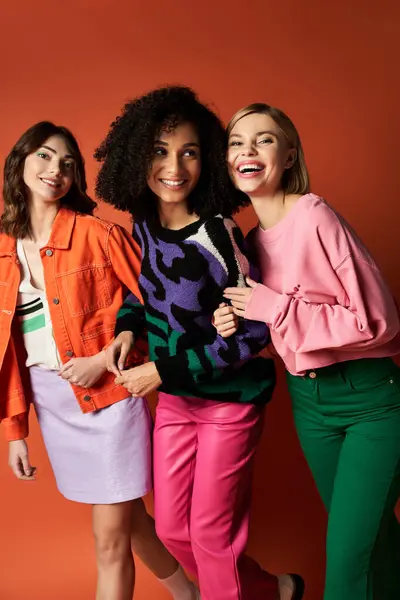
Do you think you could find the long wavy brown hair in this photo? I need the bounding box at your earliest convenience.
[1,121,97,239]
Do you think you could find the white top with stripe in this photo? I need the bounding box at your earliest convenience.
[16,239,61,370]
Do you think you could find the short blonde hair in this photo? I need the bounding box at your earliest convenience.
[227,103,310,195]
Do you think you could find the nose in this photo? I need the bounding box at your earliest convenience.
[241,143,257,157]
[49,159,62,176]
[166,152,182,175]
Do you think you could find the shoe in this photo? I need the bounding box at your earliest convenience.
[289,574,305,600]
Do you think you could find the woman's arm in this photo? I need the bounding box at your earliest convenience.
[225,213,399,354]
[116,218,271,396]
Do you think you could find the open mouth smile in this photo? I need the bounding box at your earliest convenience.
[236,162,265,178]
[40,178,62,189]
[159,179,187,190]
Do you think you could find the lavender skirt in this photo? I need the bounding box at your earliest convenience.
[30,367,152,504]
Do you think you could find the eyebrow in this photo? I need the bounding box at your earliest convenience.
[230,130,278,138]
[154,140,200,148]
[41,145,74,159]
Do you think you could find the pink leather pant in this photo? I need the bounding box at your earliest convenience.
[153,392,278,600]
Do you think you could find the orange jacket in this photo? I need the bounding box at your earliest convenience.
[0,208,144,442]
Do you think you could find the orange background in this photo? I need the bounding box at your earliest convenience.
[1,1,399,598]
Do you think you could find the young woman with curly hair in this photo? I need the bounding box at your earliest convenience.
[96,86,304,600]
[0,121,200,600]
[213,103,400,600]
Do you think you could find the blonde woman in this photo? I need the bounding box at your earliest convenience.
[214,103,400,600]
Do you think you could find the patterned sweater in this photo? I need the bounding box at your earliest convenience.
[115,215,276,404]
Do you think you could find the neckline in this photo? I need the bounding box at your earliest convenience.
[257,193,313,242]
[148,215,209,242]
[17,239,44,293]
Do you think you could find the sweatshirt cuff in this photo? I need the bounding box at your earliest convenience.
[245,284,284,324]
[2,414,29,441]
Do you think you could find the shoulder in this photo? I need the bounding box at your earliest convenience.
[201,215,243,241]
[75,213,132,239]
[199,216,249,274]
[73,214,141,261]
[75,212,112,230]
[204,214,240,231]
[300,194,364,241]
[294,193,340,227]
[0,232,15,254]
[295,194,376,267]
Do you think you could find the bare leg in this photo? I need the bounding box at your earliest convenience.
[92,501,134,600]
[130,498,199,599]
[130,498,178,578]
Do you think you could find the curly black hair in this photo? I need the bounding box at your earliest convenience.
[94,86,248,221]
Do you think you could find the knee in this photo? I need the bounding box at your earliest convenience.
[190,519,221,552]
[155,510,186,547]
[130,499,156,550]
[130,498,150,538]
[94,524,131,568]
[155,514,174,544]
[154,492,183,545]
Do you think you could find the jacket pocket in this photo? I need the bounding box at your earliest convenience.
[80,322,116,356]
[61,267,112,317]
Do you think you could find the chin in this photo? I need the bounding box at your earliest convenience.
[158,195,187,206]
[37,193,64,204]
[236,183,263,195]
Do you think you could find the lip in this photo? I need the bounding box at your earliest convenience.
[236,161,265,179]
[40,177,62,189]
[159,178,187,191]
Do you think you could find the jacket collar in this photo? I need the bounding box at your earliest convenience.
[0,207,76,257]
[46,207,76,250]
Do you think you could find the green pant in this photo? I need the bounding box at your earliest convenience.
[286,357,400,600]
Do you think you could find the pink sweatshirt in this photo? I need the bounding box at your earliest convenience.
[245,193,400,375]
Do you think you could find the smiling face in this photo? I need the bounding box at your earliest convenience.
[227,112,296,197]
[147,122,201,210]
[23,135,75,204]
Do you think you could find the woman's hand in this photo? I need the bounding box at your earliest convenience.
[105,331,135,376]
[59,351,107,387]
[223,276,258,317]
[115,361,161,397]
[8,439,36,481]
[213,303,239,338]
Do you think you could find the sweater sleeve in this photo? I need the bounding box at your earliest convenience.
[114,291,146,339]
[245,217,399,354]
[154,218,271,391]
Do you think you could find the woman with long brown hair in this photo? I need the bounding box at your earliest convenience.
[0,121,199,600]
